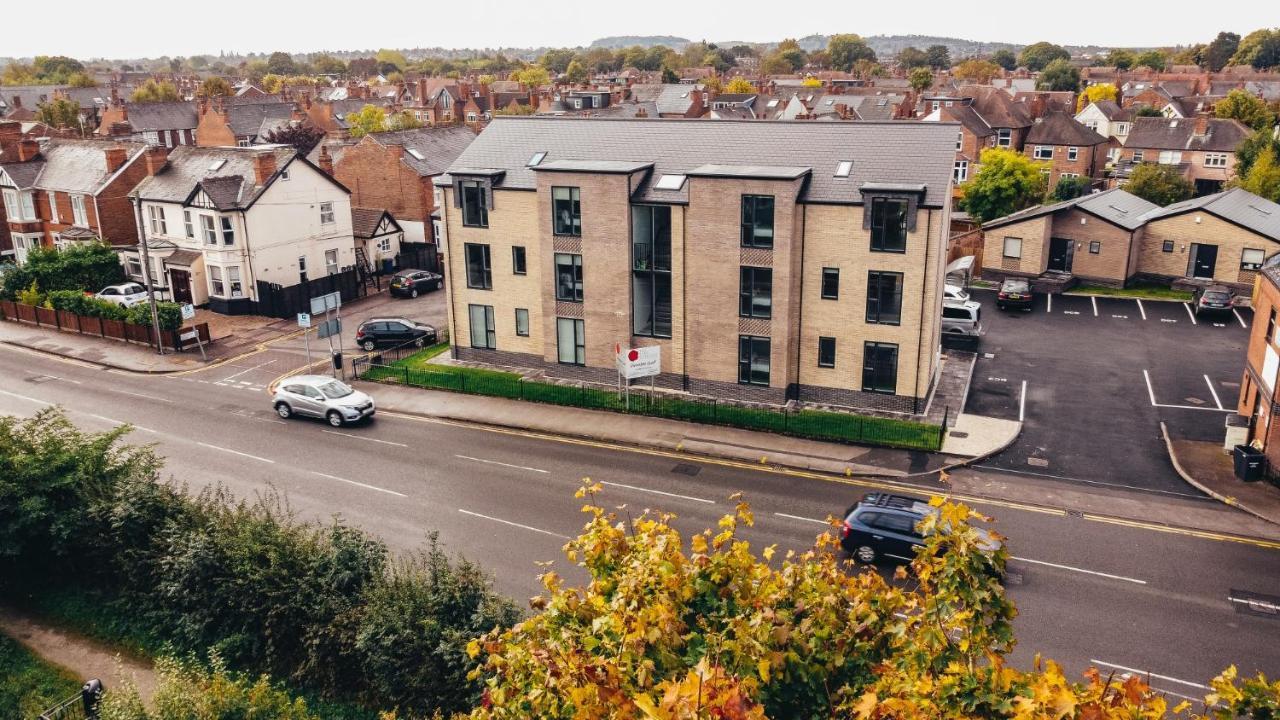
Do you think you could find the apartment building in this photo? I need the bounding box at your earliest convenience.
[435,117,955,414]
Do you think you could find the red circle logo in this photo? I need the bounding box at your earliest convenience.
[628,349,639,361]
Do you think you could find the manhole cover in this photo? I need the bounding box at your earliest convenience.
[1027,457,1049,468]
[671,463,701,477]
[1067,509,1085,518]
[1184,397,1206,405]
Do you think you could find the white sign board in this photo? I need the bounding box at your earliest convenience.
[179,330,198,342]
[616,345,661,380]
[1264,344,1279,394]
[180,303,195,320]
[297,312,311,328]
[310,291,341,315]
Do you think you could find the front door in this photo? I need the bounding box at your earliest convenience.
[1047,238,1074,272]
[1189,244,1218,279]
[169,269,192,304]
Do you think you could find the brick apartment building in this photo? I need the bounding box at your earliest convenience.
[435,117,956,414]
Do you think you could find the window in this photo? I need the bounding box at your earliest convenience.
[1,189,18,219]
[147,205,167,235]
[1132,149,1145,162]
[737,336,770,386]
[1003,237,1022,259]
[1083,120,1098,131]
[555,253,583,301]
[740,195,774,248]
[201,215,217,244]
[183,210,194,238]
[227,265,242,297]
[1067,146,1079,162]
[866,271,903,325]
[1162,240,1175,253]
[511,246,527,274]
[654,174,687,191]
[632,204,672,337]
[1242,248,1266,271]
[821,267,840,299]
[955,132,963,151]
[298,255,307,275]
[1060,172,1080,179]
[1088,241,1101,254]
[862,342,899,394]
[739,266,772,319]
[818,336,836,368]
[996,128,1011,147]
[1268,309,1277,345]
[514,308,529,336]
[556,318,585,365]
[461,180,488,227]
[325,249,338,275]
[236,139,251,148]
[319,201,335,224]
[377,236,391,253]
[71,194,88,226]
[870,197,908,252]
[220,216,235,245]
[1158,150,1182,165]
[526,151,547,167]
[126,256,143,277]
[1033,146,1054,160]
[1205,153,1228,168]
[465,243,492,289]
[209,265,225,296]
[19,192,34,220]
[1115,122,1129,135]
[468,304,496,349]
[953,160,968,183]
[552,187,581,236]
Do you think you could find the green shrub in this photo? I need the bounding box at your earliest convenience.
[0,633,81,720]
[124,301,181,331]
[99,656,321,720]
[16,281,44,307]
[45,289,91,314]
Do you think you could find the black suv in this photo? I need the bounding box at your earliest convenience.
[355,317,437,351]
[840,492,1002,566]
[389,269,443,298]
[996,278,1034,311]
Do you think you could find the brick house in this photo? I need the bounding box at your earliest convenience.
[1113,115,1251,195]
[434,117,956,414]
[1074,100,1133,161]
[0,136,163,264]
[1022,110,1109,187]
[1237,263,1280,475]
[922,100,993,188]
[96,90,197,148]
[195,96,304,147]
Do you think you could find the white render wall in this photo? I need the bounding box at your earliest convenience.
[243,159,356,289]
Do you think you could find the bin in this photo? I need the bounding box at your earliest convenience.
[1233,444,1265,482]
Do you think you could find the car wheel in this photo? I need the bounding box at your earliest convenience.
[411,288,419,298]
[275,402,293,419]
[855,545,876,564]
[362,339,376,352]
[326,411,344,428]
[413,336,425,348]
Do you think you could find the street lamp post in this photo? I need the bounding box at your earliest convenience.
[130,196,165,355]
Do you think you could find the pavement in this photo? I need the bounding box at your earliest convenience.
[1164,423,1280,525]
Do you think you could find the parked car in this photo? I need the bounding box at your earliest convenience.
[996,278,1034,311]
[354,317,437,351]
[840,492,1002,565]
[389,268,443,298]
[943,284,970,303]
[95,282,148,307]
[1191,284,1236,317]
[273,375,375,427]
[941,300,982,342]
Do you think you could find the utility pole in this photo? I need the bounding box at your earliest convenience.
[131,196,165,355]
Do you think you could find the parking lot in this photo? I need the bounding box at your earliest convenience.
[965,289,1251,495]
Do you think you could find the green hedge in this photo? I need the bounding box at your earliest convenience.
[0,242,123,299]
[38,289,183,331]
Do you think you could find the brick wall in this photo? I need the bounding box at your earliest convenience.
[1048,208,1136,284]
[981,215,1051,277]
[195,107,237,147]
[334,136,434,230]
[1240,273,1277,463]
[1138,212,1275,287]
[1022,143,1106,186]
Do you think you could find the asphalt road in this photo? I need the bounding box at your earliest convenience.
[1,333,1277,702]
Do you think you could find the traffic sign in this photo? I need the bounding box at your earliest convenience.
[180,303,195,320]
[297,312,311,328]
[310,291,342,315]
[316,317,341,339]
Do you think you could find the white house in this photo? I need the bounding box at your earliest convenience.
[127,144,355,314]
[1075,100,1133,160]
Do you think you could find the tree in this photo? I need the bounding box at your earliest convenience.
[538,48,576,74]
[990,48,1017,71]
[1135,49,1168,70]
[953,59,1002,84]
[265,51,298,75]
[800,76,822,88]
[386,110,422,132]
[1236,130,1280,179]
[1232,28,1280,69]
[1036,58,1081,92]
[66,72,96,88]
[564,59,588,85]
[259,73,284,93]
[897,46,930,69]
[1216,88,1277,131]
[130,79,180,103]
[1107,48,1136,70]
[1135,104,1164,117]
[1077,82,1119,111]
[827,34,876,71]
[199,76,232,98]
[512,65,550,88]
[262,123,324,156]
[374,48,407,71]
[1126,163,1195,206]
[769,38,807,73]
[926,44,951,69]
[345,104,388,138]
[1204,31,1241,71]
[1238,145,1280,202]
[850,58,884,79]
[35,98,81,130]
[312,54,346,75]
[725,76,756,94]
[243,60,269,84]
[908,67,934,94]
[1019,41,1070,71]
[1052,175,1091,201]
[959,148,1049,223]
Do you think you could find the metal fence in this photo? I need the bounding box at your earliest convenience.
[38,680,102,720]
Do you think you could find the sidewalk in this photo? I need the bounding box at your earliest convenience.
[0,320,212,372]
[1163,423,1280,525]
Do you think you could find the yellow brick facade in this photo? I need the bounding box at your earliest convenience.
[1138,213,1275,287]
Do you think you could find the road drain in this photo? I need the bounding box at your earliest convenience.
[671,463,701,477]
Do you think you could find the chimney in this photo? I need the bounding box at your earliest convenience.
[143,145,168,176]
[0,120,20,150]
[1028,93,1047,119]
[252,151,277,185]
[302,90,312,109]
[198,96,208,116]
[317,144,334,175]
[108,121,133,137]
[16,138,40,162]
[634,106,648,118]
[417,78,428,105]
[1194,114,1210,136]
[120,104,129,122]
[104,146,128,173]
[10,95,20,109]
[109,83,119,106]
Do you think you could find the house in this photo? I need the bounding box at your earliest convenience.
[654,84,707,118]
[1022,110,1108,187]
[1,136,160,264]
[96,100,198,148]
[1134,188,1280,288]
[707,93,759,120]
[127,145,355,313]
[1113,115,1250,195]
[434,117,956,414]
[1074,100,1133,157]
[350,208,405,272]
[195,97,303,147]
[1237,261,1280,475]
[921,100,993,186]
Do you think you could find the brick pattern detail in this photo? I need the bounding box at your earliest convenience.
[738,317,770,335]
[333,135,437,241]
[740,247,773,266]
[798,384,920,414]
[1240,269,1258,286]
[553,237,583,254]
[555,301,584,319]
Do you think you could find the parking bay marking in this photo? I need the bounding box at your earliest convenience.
[1137,298,1147,320]
[1183,303,1198,325]
[1143,370,1232,412]
[1233,308,1248,329]
[1062,310,1080,315]
[1091,296,1098,317]
[1204,375,1224,410]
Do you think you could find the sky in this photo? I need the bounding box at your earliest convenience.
[3,0,1264,59]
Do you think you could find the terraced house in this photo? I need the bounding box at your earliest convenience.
[435,117,955,414]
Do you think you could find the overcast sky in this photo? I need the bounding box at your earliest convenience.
[6,0,1260,59]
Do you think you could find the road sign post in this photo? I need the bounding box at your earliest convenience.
[179,303,206,361]
[298,312,313,368]
[309,292,342,378]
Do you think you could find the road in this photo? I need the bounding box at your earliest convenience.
[1,332,1277,702]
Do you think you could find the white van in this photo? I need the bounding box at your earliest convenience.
[941,300,982,341]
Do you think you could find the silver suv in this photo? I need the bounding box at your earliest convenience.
[272,375,375,427]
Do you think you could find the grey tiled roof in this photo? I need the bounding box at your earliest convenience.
[440,116,957,207]
[1140,188,1280,241]
[124,101,198,131]
[350,207,401,237]
[132,145,298,208]
[371,126,477,177]
[1025,110,1107,147]
[227,102,294,138]
[983,188,1157,231]
[0,160,45,189]
[1124,116,1250,153]
[655,84,703,115]
[0,138,147,194]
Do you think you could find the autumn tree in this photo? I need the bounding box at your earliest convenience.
[1037,58,1081,92]
[512,65,551,89]
[1231,28,1280,69]
[850,58,884,80]
[1237,145,1280,203]
[66,72,96,88]
[374,48,407,73]
[199,77,232,98]
[960,148,1049,223]
[725,76,756,94]
[564,59,588,85]
[259,74,284,93]
[1107,48,1136,70]
[827,34,877,72]
[908,67,934,94]
[990,48,1017,71]
[1236,130,1280,179]
[262,123,325,156]
[345,104,388,138]
[897,46,930,69]
[130,79,180,103]
[800,77,822,88]
[1126,163,1195,206]
[538,48,576,74]
[1077,82,1119,111]
[1019,41,1070,71]
[953,59,1002,84]
[311,54,347,75]
[35,98,82,131]
[1135,49,1168,70]
[1204,32,1241,71]
[763,38,807,74]
[1216,89,1277,131]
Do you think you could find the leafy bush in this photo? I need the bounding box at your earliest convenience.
[0,633,81,720]
[99,656,321,720]
[0,243,124,299]
[15,281,44,307]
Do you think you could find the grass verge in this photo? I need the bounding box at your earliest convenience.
[1067,283,1193,302]
[0,631,82,719]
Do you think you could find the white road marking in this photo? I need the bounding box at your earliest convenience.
[1233,308,1248,329]
[458,509,570,539]
[1183,303,1197,325]
[1136,298,1147,320]
[86,414,156,433]
[36,374,81,385]
[1019,380,1027,422]
[599,480,715,504]
[1091,296,1098,317]
[0,388,52,406]
[1046,294,1052,313]
[455,454,548,473]
[1229,594,1280,613]
[1063,310,1080,315]
[311,471,406,497]
[1143,369,1158,406]
[195,442,275,463]
[221,359,278,382]
[323,429,408,447]
[1011,556,1147,584]
[1204,375,1224,410]
[1111,314,1128,319]
[1088,659,1209,690]
[775,512,832,525]
[1161,318,1177,323]
[1140,370,1229,411]
[111,389,173,403]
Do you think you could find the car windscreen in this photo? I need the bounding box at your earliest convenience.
[1204,292,1231,302]
[318,381,355,399]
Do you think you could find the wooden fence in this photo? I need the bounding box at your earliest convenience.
[0,300,210,352]
[947,227,985,270]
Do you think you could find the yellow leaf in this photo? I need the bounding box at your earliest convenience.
[757,659,771,683]
[763,544,776,562]
[466,639,481,659]
[633,694,661,719]
[853,691,878,720]
[1172,701,1191,714]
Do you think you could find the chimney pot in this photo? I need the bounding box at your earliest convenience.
[104,146,129,173]
[253,151,277,185]
[1194,114,1210,136]
[16,139,40,162]
[11,95,21,108]
[317,144,334,175]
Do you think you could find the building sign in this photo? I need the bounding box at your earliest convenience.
[1264,344,1279,394]
[616,345,661,380]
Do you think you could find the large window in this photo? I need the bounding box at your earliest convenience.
[552,186,581,236]
[227,265,243,297]
[865,271,903,325]
[556,317,585,365]
[20,191,35,220]
[468,304,496,349]
[201,215,217,244]
[148,205,167,235]
[632,204,672,337]
[220,216,235,245]
[319,201,335,224]
[818,336,836,368]
[324,249,338,275]
[1,189,18,219]
[555,253,583,302]
[71,194,87,226]
[461,180,488,228]
[740,195,774,248]
[862,342,899,394]
[1242,248,1266,271]
[953,160,968,183]
[511,246,527,274]
[821,267,839,299]
[1033,146,1053,160]
[1205,153,1228,168]
[996,128,1011,147]
[465,243,492,289]
[209,265,224,296]
[738,335,770,386]
[1003,237,1022,259]
[739,266,772,319]
[514,308,530,336]
[869,197,908,252]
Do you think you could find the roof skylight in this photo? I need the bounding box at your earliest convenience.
[407,148,426,161]
[527,151,547,166]
[655,174,687,191]
[208,159,226,172]
[834,161,853,178]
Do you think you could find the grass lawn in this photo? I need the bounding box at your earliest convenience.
[1067,283,1193,302]
[0,632,81,720]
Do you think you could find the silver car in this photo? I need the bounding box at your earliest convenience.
[272,375,375,427]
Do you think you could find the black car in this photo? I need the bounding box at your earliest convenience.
[840,492,1003,566]
[389,269,443,298]
[996,277,1034,311]
[1191,284,1235,316]
[355,317,437,351]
